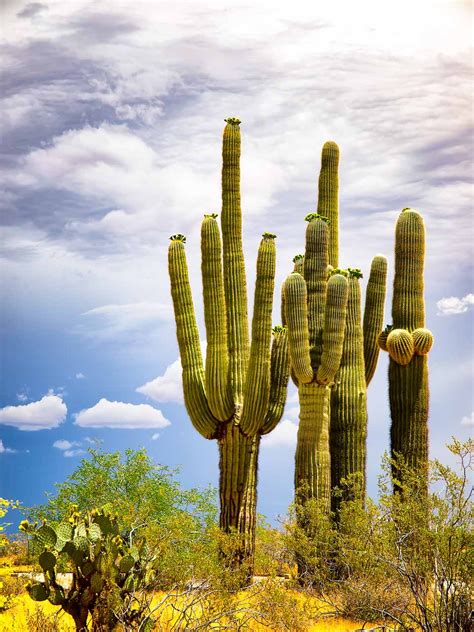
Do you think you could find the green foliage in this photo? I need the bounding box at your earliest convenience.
[27,447,217,532]
[0,499,20,550]
[284,439,473,630]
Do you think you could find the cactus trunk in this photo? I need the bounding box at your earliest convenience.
[218,423,260,571]
[295,383,331,507]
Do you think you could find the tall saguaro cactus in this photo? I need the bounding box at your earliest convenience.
[284,214,349,509]
[168,119,290,576]
[379,208,433,488]
[284,142,387,517]
[330,260,387,512]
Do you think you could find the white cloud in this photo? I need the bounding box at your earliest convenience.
[16,392,28,403]
[460,412,474,427]
[151,433,160,440]
[136,359,183,404]
[262,419,298,448]
[437,294,474,316]
[79,301,172,341]
[63,449,86,458]
[0,395,67,431]
[74,399,171,429]
[53,439,85,457]
[53,439,79,450]
[75,372,85,379]
[0,439,16,454]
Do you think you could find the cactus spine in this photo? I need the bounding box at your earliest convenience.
[168,119,290,576]
[380,208,433,488]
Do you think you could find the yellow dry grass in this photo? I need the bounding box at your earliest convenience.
[0,563,367,631]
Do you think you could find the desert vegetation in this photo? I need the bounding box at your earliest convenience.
[0,440,472,630]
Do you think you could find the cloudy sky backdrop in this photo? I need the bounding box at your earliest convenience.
[1,0,472,525]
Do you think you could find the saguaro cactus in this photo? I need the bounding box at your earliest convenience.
[330,260,387,512]
[379,208,433,487]
[284,142,387,516]
[168,119,290,576]
[284,214,349,509]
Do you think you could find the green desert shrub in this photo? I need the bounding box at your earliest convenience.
[284,439,473,631]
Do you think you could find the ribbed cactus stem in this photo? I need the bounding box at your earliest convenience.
[363,255,388,385]
[168,239,218,439]
[388,208,431,486]
[201,215,233,420]
[317,273,349,385]
[221,119,249,402]
[261,327,290,434]
[240,234,276,435]
[304,217,329,371]
[330,276,367,512]
[393,209,425,330]
[317,141,339,268]
[295,383,331,508]
[283,273,313,384]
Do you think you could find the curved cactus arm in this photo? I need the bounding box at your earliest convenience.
[240,234,276,436]
[284,272,313,384]
[221,119,249,403]
[168,237,219,439]
[261,326,290,435]
[393,209,425,330]
[316,272,349,385]
[317,141,339,268]
[363,254,388,385]
[201,215,233,420]
[303,216,329,371]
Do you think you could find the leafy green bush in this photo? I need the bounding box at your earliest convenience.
[284,439,473,631]
[25,448,218,589]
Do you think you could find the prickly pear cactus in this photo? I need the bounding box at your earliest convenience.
[20,506,157,631]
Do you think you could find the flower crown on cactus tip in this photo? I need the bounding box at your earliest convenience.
[169,234,186,243]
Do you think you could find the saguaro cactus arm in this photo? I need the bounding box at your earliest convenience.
[168,236,219,439]
[283,272,313,384]
[201,215,233,421]
[316,272,349,385]
[221,119,249,402]
[261,327,290,434]
[363,255,388,385]
[240,234,277,435]
[303,215,330,370]
[317,141,339,268]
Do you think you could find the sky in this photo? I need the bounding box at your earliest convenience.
[1,0,473,528]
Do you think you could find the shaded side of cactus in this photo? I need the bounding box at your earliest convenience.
[168,119,290,578]
[380,209,433,487]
